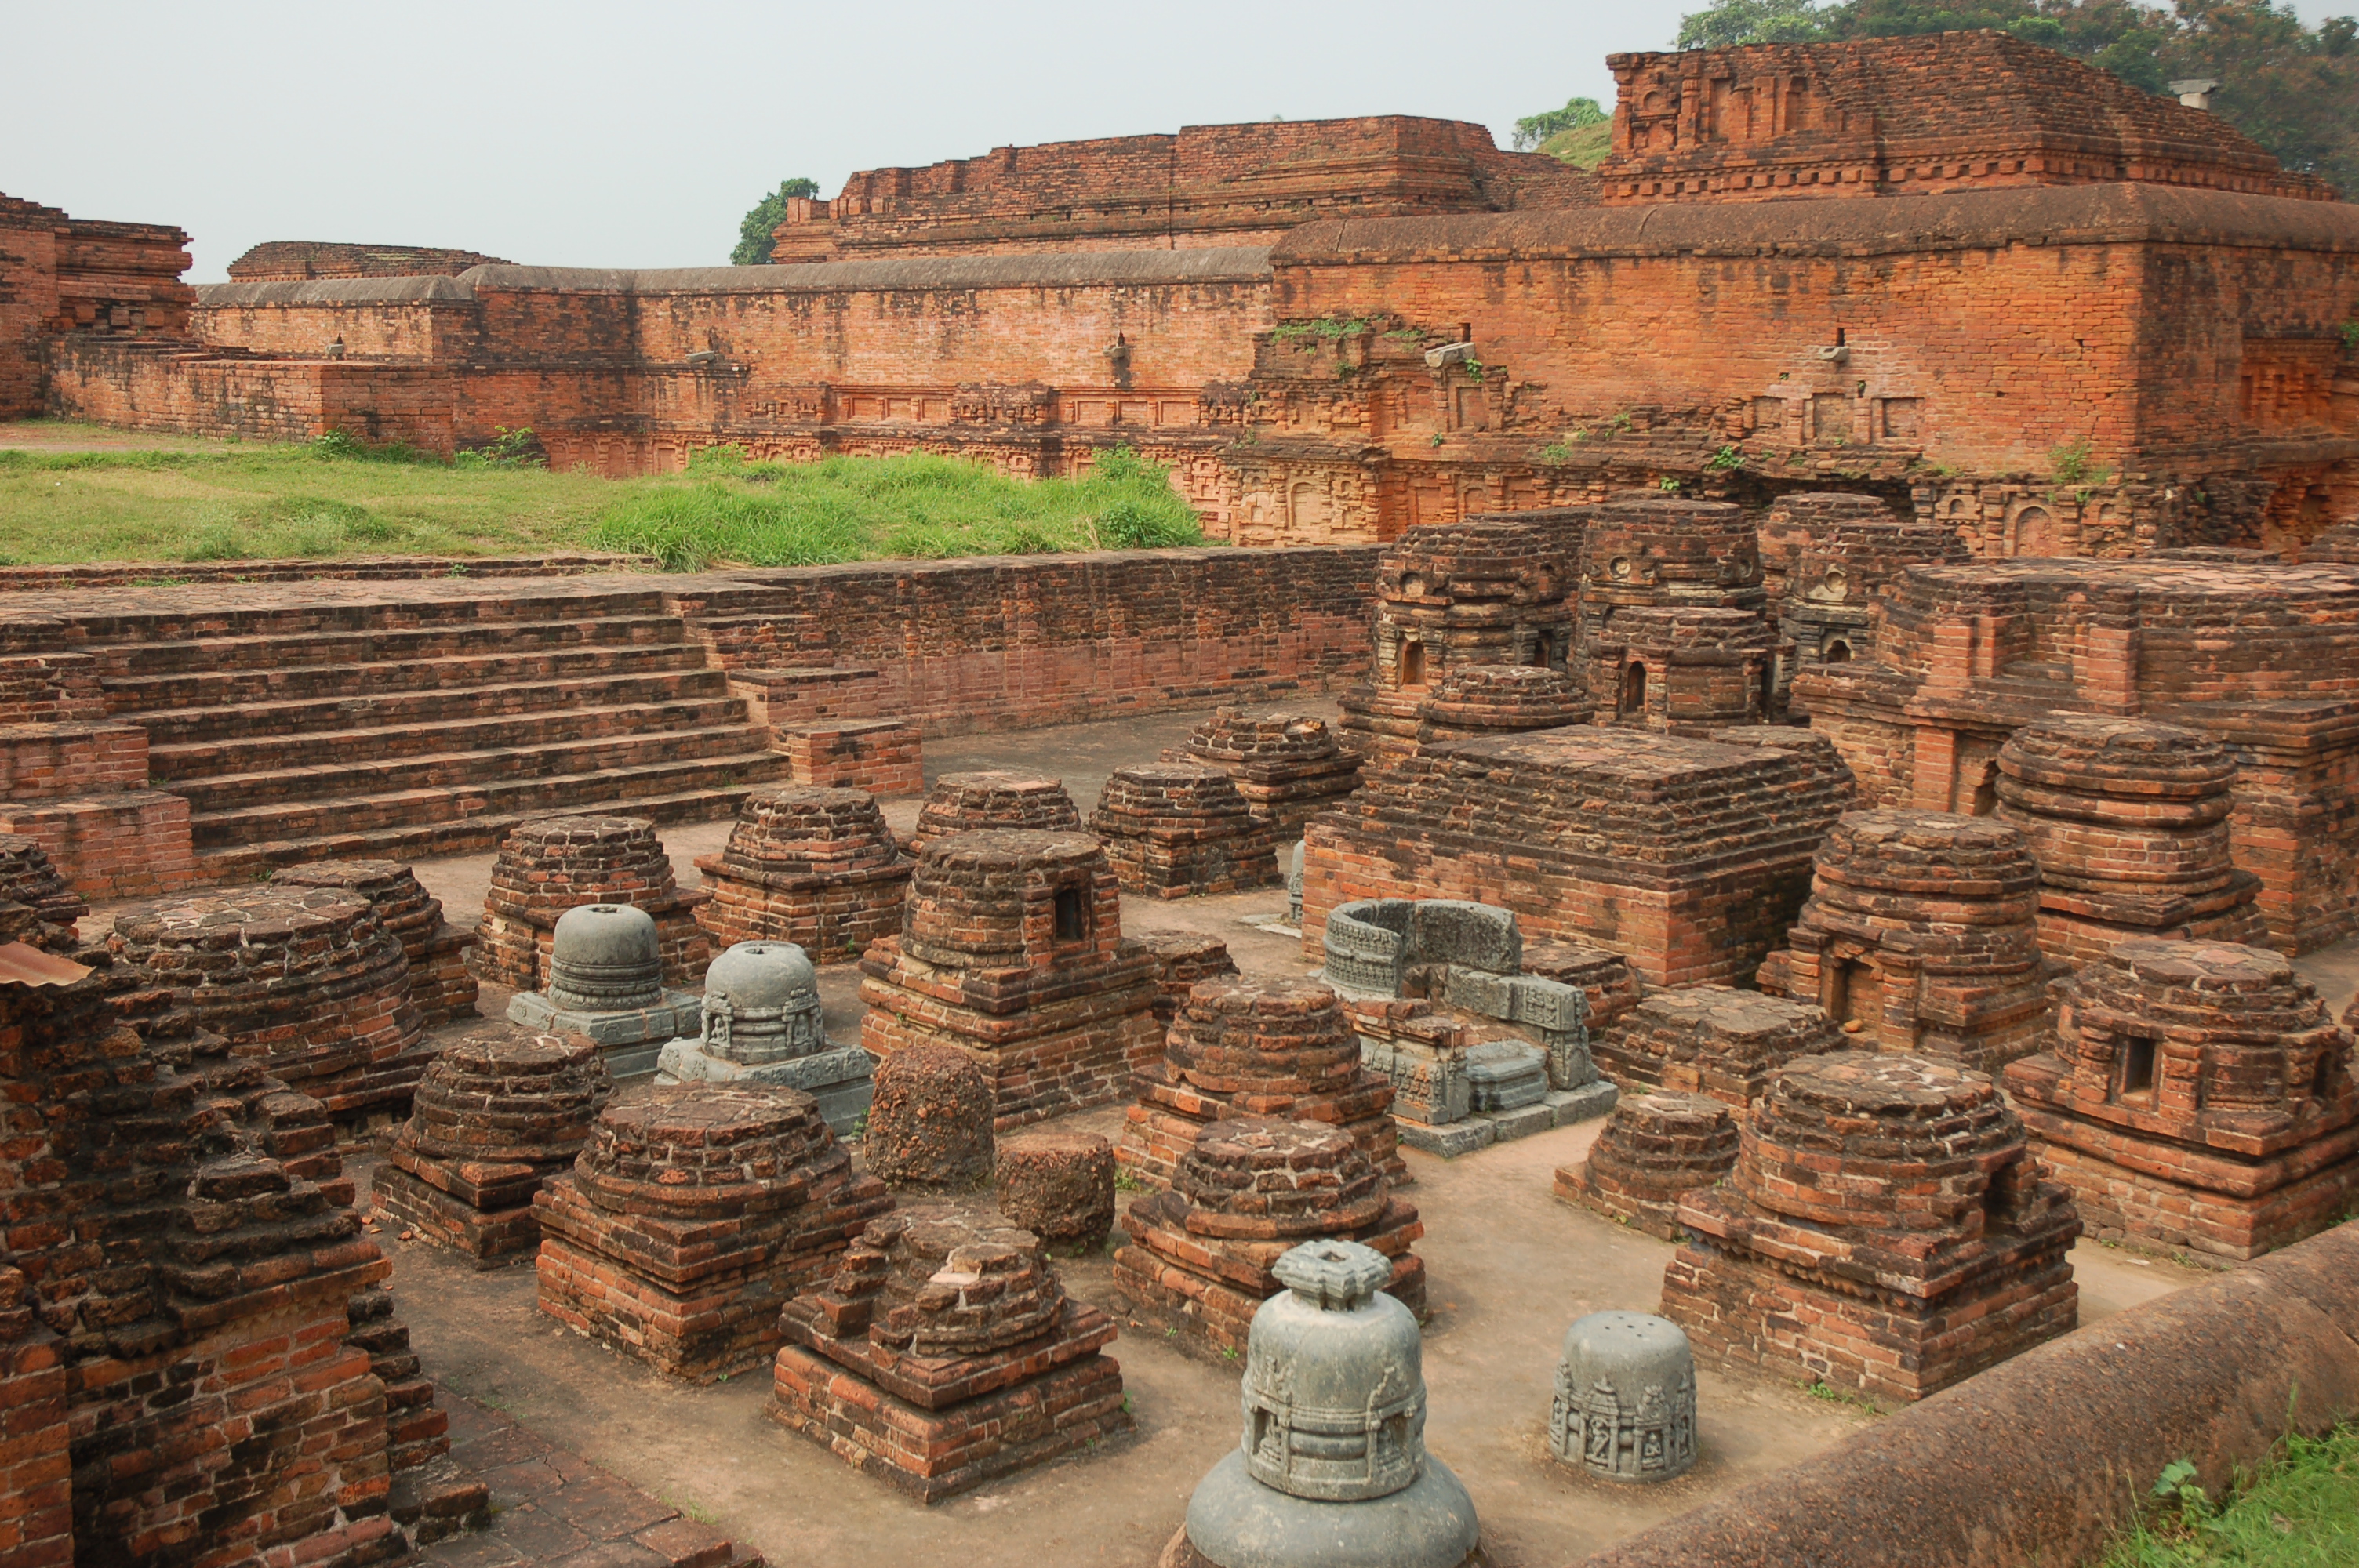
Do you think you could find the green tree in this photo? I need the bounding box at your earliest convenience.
[731,177,821,267]
[1514,95,1610,150]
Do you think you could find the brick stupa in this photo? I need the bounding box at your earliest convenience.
[907,771,1082,851]
[1598,605,1787,728]
[1415,663,1595,749]
[1555,1091,1739,1240]
[2006,940,2359,1261]
[471,814,710,992]
[1592,985,1844,1105]
[1118,976,1405,1189]
[772,1214,1130,1500]
[274,857,479,1027]
[692,785,913,964]
[535,1085,893,1381]
[1994,717,2270,962]
[1114,1117,1424,1357]
[1091,762,1282,898]
[1755,491,1906,604]
[860,829,1161,1127]
[1774,514,1970,669]
[1576,497,1772,719]
[1164,707,1364,840]
[1757,809,2059,1073]
[1663,1051,2081,1404]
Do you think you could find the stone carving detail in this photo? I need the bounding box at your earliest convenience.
[1548,1312,1699,1483]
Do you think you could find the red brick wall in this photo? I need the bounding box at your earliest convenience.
[0,199,63,420]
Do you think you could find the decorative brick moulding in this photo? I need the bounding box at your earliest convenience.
[1593,985,1845,1105]
[1994,717,2271,963]
[1118,976,1406,1189]
[1113,1116,1425,1358]
[775,717,925,798]
[694,785,913,964]
[1162,707,1364,840]
[907,771,1082,851]
[859,829,1161,1128]
[1091,762,1282,898]
[109,884,431,1127]
[274,856,479,1027]
[772,1214,1130,1501]
[471,814,711,993]
[1662,1050,2081,1405]
[1415,664,1597,750]
[535,1085,893,1382]
[2006,939,2359,1263]
[1556,1091,1739,1240]
[1303,724,1856,988]
[1577,497,1772,721]
[1756,808,2059,1073]
[372,1026,613,1266]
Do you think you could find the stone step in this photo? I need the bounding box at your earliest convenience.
[149,693,755,780]
[136,666,735,747]
[188,754,789,868]
[60,585,674,647]
[173,724,778,818]
[104,641,714,714]
[99,612,690,677]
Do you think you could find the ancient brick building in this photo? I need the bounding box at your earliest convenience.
[0,191,191,419]
[1761,495,1971,670]
[1575,497,1777,724]
[2006,940,2359,1261]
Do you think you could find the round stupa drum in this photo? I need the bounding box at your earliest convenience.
[545,904,666,1013]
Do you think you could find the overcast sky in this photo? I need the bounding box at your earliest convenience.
[5,0,2350,281]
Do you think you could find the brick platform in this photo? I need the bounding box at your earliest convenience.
[534,1086,893,1381]
[1090,762,1282,898]
[772,1214,1131,1501]
[1662,1051,2081,1405]
[908,771,1083,850]
[859,830,1161,1128]
[274,856,480,1027]
[1162,707,1364,840]
[2006,940,2359,1262]
[693,785,913,964]
[1555,1091,1739,1240]
[775,717,925,797]
[1592,985,1845,1105]
[472,814,711,992]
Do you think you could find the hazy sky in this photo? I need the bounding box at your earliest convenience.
[5,0,2349,281]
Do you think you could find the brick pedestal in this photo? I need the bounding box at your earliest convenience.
[775,718,924,798]
[1091,763,1281,898]
[275,856,479,1027]
[694,786,912,964]
[908,771,1081,851]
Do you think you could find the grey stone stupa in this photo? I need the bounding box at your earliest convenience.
[507,903,700,1077]
[655,939,874,1135]
[1549,1311,1698,1483]
[1162,1238,1483,1568]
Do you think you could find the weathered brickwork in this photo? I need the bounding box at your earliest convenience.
[694,786,912,962]
[1555,1091,1739,1240]
[274,858,479,1027]
[227,240,511,281]
[774,718,924,797]
[2006,941,2359,1262]
[1161,708,1363,840]
[471,815,712,993]
[1591,986,1844,1105]
[1089,763,1282,898]
[1768,505,1972,671]
[1414,664,1595,748]
[909,771,1083,850]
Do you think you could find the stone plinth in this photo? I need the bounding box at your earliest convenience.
[1593,986,1844,1105]
[1303,725,1856,987]
[0,831,86,949]
[471,815,710,993]
[1167,708,1364,840]
[859,830,1161,1128]
[535,1085,893,1382]
[274,858,478,1028]
[1118,977,1405,1189]
[1415,664,1595,749]
[1756,491,1904,603]
[1522,939,1644,1039]
[656,939,873,1135]
[772,1214,1130,1501]
[110,887,430,1126]
[693,786,913,964]
[1136,930,1241,1028]
[507,903,702,1077]
[997,1132,1117,1254]
[371,1027,613,1265]
[1757,809,2059,1073]
[2006,940,2359,1262]
[1995,717,2270,963]
[1114,1118,1424,1358]
[1776,517,1969,667]
[1662,1051,2081,1404]
[1595,606,1787,728]
[864,1042,996,1190]
[1555,1091,1739,1240]
[1091,763,1282,898]
[908,771,1081,850]
[1549,1312,1699,1483]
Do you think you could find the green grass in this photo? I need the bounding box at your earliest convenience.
[2099,1425,2359,1566]
[1539,120,1614,170]
[0,429,1210,569]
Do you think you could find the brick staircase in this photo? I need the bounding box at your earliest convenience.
[79,584,787,880]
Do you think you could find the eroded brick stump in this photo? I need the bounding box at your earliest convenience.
[371,1026,612,1266]
[535,1085,893,1381]
[1163,708,1364,839]
[1995,717,2271,962]
[1136,929,1241,1029]
[1592,985,1843,1105]
[1415,664,1595,749]
[908,771,1081,851]
[1118,977,1405,1189]
[1113,1117,1424,1359]
[1091,762,1281,898]
[1555,1091,1737,1240]
[472,815,710,992]
[1662,1051,2081,1404]
[110,886,430,1127]
[694,786,912,964]
[2007,939,2359,1261]
[864,1042,996,1191]
[772,1214,1130,1501]
[860,829,1161,1127]
[0,831,87,949]
[274,857,478,1027]
[997,1131,1117,1254]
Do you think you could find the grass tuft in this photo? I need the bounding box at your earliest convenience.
[2102,1425,2359,1566]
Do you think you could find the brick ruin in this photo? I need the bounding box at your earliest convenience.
[1414,664,1596,749]
[274,857,479,1027]
[1556,1091,1740,1240]
[1576,497,1783,725]
[227,239,512,281]
[771,1214,1130,1501]
[693,784,913,963]
[1591,985,1844,1105]
[1161,707,1364,840]
[1089,761,1282,898]
[472,814,711,993]
[2006,939,2359,1262]
[908,771,1083,849]
[1761,496,1970,670]
[1662,1050,2081,1404]
[0,832,85,948]
[1756,808,2059,1072]
[859,829,1161,1127]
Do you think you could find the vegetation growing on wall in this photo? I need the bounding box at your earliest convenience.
[731,177,822,266]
